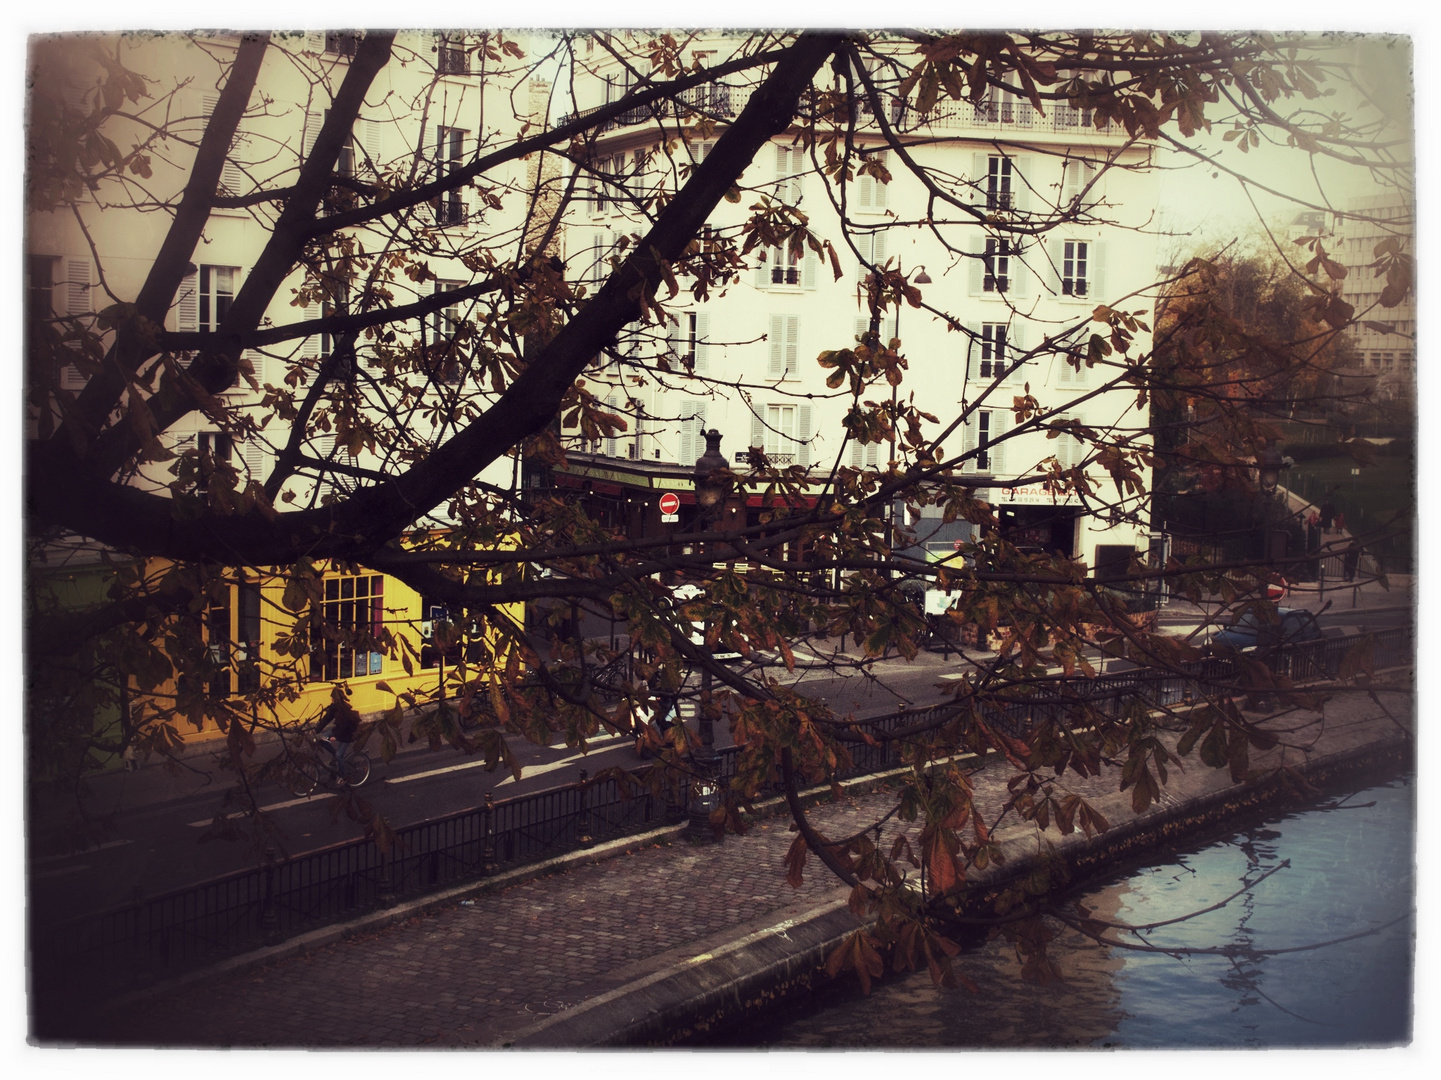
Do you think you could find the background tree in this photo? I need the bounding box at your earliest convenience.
[25,28,1413,987]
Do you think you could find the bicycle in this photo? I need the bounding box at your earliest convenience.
[283,733,371,797]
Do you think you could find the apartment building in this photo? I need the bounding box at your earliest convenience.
[552,34,1160,578]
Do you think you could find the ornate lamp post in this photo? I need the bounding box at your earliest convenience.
[686,429,727,841]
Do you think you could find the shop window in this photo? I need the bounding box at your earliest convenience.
[311,574,385,682]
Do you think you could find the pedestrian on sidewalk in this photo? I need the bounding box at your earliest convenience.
[316,685,362,767]
[1335,509,1347,534]
[1320,497,1336,533]
[1343,544,1361,583]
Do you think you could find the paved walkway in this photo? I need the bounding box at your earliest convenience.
[61,668,1412,1048]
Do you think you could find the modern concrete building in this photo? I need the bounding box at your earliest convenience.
[1335,192,1416,400]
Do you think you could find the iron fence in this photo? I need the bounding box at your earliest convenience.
[31,626,1411,1014]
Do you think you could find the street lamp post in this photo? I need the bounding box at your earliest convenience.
[1257,443,1292,568]
[687,429,727,841]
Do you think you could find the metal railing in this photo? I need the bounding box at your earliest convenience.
[560,86,1121,141]
[31,625,1411,1014]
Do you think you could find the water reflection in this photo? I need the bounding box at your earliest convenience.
[720,779,1412,1049]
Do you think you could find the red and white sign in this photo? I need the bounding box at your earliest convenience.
[659,491,680,522]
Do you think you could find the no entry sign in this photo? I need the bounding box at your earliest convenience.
[659,491,680,522]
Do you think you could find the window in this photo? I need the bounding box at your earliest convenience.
[770,245,801,286]
[325,30,361,58]
[431,280,464,383]
[311,574,385,682]
[236,580,263,693]
[199,265,237,332]
[202,592,232,698]
[194,432,233,494]
[983,239,1013,293]
[752,402,814,466]
[436,32,470,75]
[1061,240,1089,297]
[668,311,709,374]
[979,324,1008,379]
[756,244,816,290]
[434,127,467,225]
[963,409,1007,473]
[986,155,1013,210]
[179,589,233,699]
[26,255,55,330]
[321,281,354,377]
[768,314,800,378]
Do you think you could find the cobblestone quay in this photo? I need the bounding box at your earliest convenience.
[59,684,1411,1049]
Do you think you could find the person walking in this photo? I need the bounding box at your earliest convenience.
[315,684,362,771]
[1320,497,1336,533]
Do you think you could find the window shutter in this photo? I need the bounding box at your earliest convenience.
[694,313,710,375]
[302,108,322,163]
[969,238,986,296]
[768,314,785,377]
[965,321,981,382]
[680,398,707,465]
[803,245,817,290]
[857,150,890,209]
[749,412,765,459]
[797,405,813,466]
[988,410,1008,474]
[784,316,799,377]
[61,258,92,389]
[667,313,682,365]
[604,392,619,456]
[1091,241,1107,303]
[241,439,265,482]
[300,301,322,361]
[203,93,246,195]
[1011,154,1030,213]
[754,248,769,289]
[227,349,264,392]
[1008,242,1027,298]
[960,415,977,472]
[177,269,199,332]
[971,153,988,206]
[360,119,383,175]
[1063,159,1100,208]
[1005,323,1025,385]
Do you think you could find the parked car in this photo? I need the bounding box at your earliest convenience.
[1207,607,1322,653]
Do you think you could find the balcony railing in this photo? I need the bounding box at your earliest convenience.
[733,450,796,467]
[562,83,1120,140]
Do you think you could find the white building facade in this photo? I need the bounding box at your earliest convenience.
[554,35,1159,578]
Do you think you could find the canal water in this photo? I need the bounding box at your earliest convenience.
[721,778,1414,1049]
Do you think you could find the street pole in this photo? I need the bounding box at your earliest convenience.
[685,430,727,842]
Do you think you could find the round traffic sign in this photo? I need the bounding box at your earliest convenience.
[659,492,680,515]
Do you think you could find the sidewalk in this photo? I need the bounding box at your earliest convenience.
[64,679,1413,1049]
